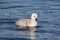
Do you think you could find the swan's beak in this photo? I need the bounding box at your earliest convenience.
[35,18,37,21]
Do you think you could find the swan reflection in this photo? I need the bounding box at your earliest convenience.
[18,27,37,40]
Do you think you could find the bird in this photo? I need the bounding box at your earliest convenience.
[15,13,38,29]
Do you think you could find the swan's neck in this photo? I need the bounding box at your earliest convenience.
[31,18,36,21]
[31,19,37,26]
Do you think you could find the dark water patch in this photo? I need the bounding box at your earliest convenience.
[0,22,15,23]
[32,0,60,2]
[0,2,8,4]
[0,1,14,4]
[32,8,41,10]
[0,38,30,40]
[39,21,54,25]
[55,24,60,26]
[54,24,60,28]
[50,4,60,6]
[36,29,60,35]
[37,26,43,28]
[0,5,28,9]
[0,19,17,20]
[0,19,16,23]
[38,38,49,40]
[44,10,55,13]
[49,8,60,10]
[0,1,19,4]
[38,38,58,40]
[40,21,50,23]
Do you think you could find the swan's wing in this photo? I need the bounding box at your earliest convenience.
[16,19,31,26]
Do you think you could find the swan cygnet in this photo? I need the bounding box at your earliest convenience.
[15,13,38,28]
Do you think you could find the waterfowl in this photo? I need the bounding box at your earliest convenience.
[15,13,38,28]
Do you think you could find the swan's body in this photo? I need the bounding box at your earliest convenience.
[15,13,38,28]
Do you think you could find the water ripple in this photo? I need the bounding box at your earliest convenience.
[0,5,28,9]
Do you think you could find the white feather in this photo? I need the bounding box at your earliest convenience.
[15,13,38,28]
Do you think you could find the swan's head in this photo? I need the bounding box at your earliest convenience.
[31,13,38,20]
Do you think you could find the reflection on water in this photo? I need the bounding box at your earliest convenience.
[18,26,37,40]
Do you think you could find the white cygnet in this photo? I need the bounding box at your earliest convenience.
[15,13,38,28]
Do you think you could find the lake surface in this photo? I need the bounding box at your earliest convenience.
[0,0,60,40]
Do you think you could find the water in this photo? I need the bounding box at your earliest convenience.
[0,0,60,40]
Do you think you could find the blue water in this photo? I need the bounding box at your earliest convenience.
[0,0,60,40]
